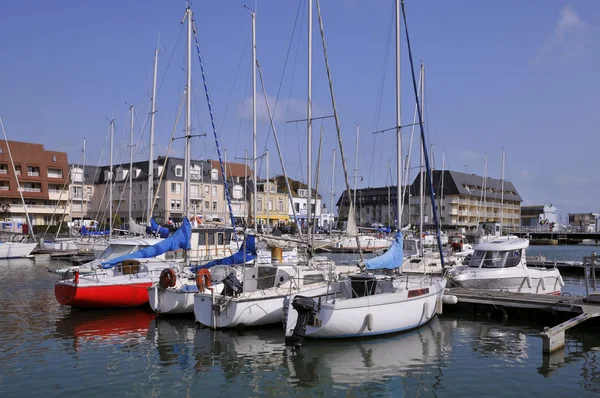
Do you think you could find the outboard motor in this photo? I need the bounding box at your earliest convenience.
[221,273,243,297]
[285,295,319,348]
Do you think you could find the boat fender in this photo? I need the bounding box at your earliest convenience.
[423,302,430,320]
[442,295,458,305]
[159,268,177,289]
[540,277,547,292]
[366,313,374,331]
[526,275,532,289]
[74,269,80,285]
[557,274,565,287]
[196,269,213,293]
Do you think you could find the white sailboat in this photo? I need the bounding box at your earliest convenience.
[284,0,446,346]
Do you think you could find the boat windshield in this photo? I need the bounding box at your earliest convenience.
[469,249,522,268]
[98,244,140,260]
[404,240,418,255]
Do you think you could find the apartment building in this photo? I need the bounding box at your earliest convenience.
[274,175,322,228]
[0,140,69,226]
[254,178,290,228]
[68,164,98,222]
[336,170,522,229]
[88,157,251,225]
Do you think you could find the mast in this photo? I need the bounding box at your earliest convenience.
[307,0,313,248]
[109,119,114,235]
[128,105,134,224]
[418,64,424,255]
[81,138,85,226]
[184,6,192,265]
[330,148,335,237]
[439,150,445,227]
[314,125,323,234]
[251,10,257,228]
[353,123,359,219]
[387,160,391,226]
[500,148,505,231]
[147,49,159,224]
[266,150,269,230]
[395,0,402,230]
[244,148,248,226]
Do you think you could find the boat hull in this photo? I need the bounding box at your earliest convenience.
[0,242,37,259]
[194,284,331,329]
[148,283,197,315]
[55,281,152,308]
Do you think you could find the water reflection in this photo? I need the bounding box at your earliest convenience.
[54,309,156,351]
[284,317,453,390]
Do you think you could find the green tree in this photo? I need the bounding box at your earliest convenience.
[0,203,11,221]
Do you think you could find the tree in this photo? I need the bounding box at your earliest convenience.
[0,203,10,221]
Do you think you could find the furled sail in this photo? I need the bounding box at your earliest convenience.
[101,218,192,268]
[346,202,358,237]
[191,235,257,271]
[145,218,170,239]
[128,218,146,235]
[364,231,403,270]
[81,225,110,236]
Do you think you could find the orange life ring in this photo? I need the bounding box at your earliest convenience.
[195,216,202,225]
[196,269,213,292]
[159,268,177,289]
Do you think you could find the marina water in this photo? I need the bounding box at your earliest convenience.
[1,245,599,397]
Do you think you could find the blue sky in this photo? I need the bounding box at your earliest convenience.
[1,1,598,221]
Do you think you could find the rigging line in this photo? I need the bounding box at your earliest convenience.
[401,0,445,268]
[157,22,186,96]
[258,0,304,161]
[368,4,394,185]
[192,16,238,242]
[219,27,251,132]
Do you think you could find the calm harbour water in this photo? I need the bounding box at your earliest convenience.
[1,246,599,397]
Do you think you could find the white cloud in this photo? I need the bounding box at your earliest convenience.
[541,4,592,60]
[238,94,327,124]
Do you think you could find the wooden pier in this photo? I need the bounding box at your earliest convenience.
[443,287,600,354]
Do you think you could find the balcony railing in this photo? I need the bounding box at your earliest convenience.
[0,186,8,191]
[19,187,42,192]
[47,172,63,178]
[0,169,7,174]
[27,172,40,177]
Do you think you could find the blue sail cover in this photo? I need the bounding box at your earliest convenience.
[101,217,192,269]
[145,218,170,239]
[81,225,110,236]
[190,235,257,272]
[365,231,403,270]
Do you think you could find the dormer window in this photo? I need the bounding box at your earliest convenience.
[232,185,243,200]
[175,165,183,177]
[298,189,307,198]
[211,169,218,181]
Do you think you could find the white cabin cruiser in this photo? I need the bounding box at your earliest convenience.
[448,237,564,294]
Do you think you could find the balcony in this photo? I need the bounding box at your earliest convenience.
[19,187,42,193]
[47,172,63,179]
[27,171,40,177]
[9,204,66,214]
[0,169,7,175]
[49,190,69,200]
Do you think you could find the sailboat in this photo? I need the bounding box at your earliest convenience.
[284,0,446,346]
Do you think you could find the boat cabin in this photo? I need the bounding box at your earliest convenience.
[468,238,528,269]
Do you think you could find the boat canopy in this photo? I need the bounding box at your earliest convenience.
[128,218,147,235]
[365,231,403,270]
[101,218,192,268]
[474,237,528,252]
[190,235,257,272]
[146,218,170,239]
[81,225,110,236]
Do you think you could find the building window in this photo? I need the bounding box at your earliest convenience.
[174,165,183,177]
[211,169,218,181]
[204,185,209,195]
[133,202,137,210]
[52,155,56,162]
[258,200,263,211]
[278,200,283,211]
[205,201,210,210]
[212,185,217,197]
[295,203,300,212]
[0,148,3,154]
[0,164,7,174]
[15,165,21,175]
[190,184,200,199]
[190,166,201,180]
[47,168,63,178]
[171,182,181,193]
[27,166,40,177]
[298,189,307,198]
[212,201,217,210]
[268,200,272,211]
[170,200,181,210]
[232,185,243,200]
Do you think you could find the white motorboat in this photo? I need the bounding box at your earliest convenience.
[284,232,446,346]
[448,237,564,294]
[0,241,37,259]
